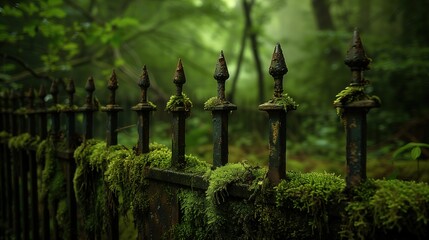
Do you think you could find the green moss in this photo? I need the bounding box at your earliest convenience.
[270,93,299,111]
[341,179,429,239]
[165,93,193,112]
[333,86,380,120]
[48,104,79,112]
[203,96,223,110]
[8,133,40,149]
[0,131,11,139]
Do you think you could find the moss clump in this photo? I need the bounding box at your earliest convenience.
[165,93,193,112]
[333,86,380,120]
[0,131,11,140]
[268,93,298,111]
[203,97,224,110]
[341,179,429,239]
[8,133,40,149]
[48,104,79,112]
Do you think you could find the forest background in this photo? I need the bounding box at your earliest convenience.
[1,0,428,181]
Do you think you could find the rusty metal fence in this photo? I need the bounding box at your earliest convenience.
[0,29,379,239]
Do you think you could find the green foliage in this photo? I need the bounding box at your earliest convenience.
[165,93,193,112]
[393,142,429,161]
[0,131,11,139]
[48,104,79,112]
[333,86,380,121]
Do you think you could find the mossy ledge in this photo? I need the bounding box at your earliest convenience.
[70,139,429,239]
[203,96,224,110]
[334,86,380,120]
[267,93,299,111]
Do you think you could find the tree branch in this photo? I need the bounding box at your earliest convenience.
[2,53,53,82]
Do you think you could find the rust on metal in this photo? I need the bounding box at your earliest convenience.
[344,28,371,85]
[259,43,292,185]
[207,51,237,167]
[81,77,97,141]
[173,59,186,96]
[102,70,123,147]
[132,65,156,155]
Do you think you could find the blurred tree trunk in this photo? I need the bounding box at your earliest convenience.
[229,0,264,103]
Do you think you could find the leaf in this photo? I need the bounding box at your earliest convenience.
[410,147,421,160]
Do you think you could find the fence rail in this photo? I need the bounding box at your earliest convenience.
[0,29,381,239]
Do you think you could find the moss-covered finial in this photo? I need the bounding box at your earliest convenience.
[66,79,76,106]
[107,70,119,105]
[85,77,95,106]
[214,51,229,101]
[173,59,186,96]
[138,65,150,103]
[269,43,288,98]
[50,79,59,104]
[344,28,370,76]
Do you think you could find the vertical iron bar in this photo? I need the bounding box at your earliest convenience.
[1,92,13,230]
[38,85,51,240]
[132,66,156,155]
[206,51,237,167]
[81,77,96,141]
[0,93,5,224]
[18,90,29,240]
[101,70,121,240]
[168,59,191,169]
[259,44,295,185]
[64,79,77,240]
[27,89,40,240]
[335,29,379,190]
[9,90,21,240]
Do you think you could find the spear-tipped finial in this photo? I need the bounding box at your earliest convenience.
[108,70,118,105]
[269,43,288,98]
[66,79,75,106]
[269,43,288,78]
[138,65,150,103]
[85,76,95,106]
[50,79,59,104]
[27,88,34,108]
[38,84,46,108]
[173,59,186,96]
[214,51,229,81]
[213,51,230,101]
[344,28,370,71]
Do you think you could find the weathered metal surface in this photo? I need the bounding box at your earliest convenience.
[170,59,189,169]
[102,70,123,147]
[132,65,156,155]
[49,80,60,139]
[101,70,121,240]
[26,89,40,240]
[259,44,291,185]
[80,77,96,141]
[337,29,380,190]
[206,51,237,167]
[37,85,50,240]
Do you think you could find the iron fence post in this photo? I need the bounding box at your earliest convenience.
[101,70,121,240]
[0,92,5,223]
[259,44,296,185]
[205,51,236,167]
[9,90,21,240]
[132,66,156,155]
[37,84,50,240]
[26,88,40,240]
[49,80,60,140]
[334,29,380,190]
[168,59,191,169]
[63,79,78,240]
[18,89,30,240]
[80,77,97,141]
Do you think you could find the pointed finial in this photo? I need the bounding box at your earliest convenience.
[85,77,95,106]
[269,43,288,98]
[138,65,150,103]
[214,51,229,81]
[269,43,288,78]
[173,59,186,96]
[344,28,370,72]
[50,79,59,104]
[108,70,118,91]
[27,88,34,109]
[66,79,75,106]
[107,70,118,105]
[38,84,46,108]
[214,51,229,101]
